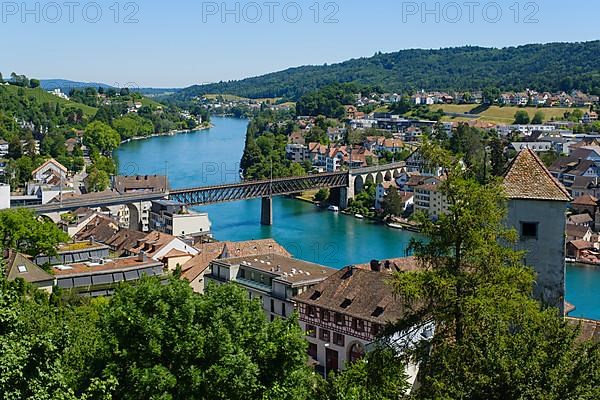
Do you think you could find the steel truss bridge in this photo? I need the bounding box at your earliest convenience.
[169,172,347,206]
[26,163,405,226]
[26,172,349,215]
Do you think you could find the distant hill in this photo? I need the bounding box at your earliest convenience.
[172,41,600,101]
[40,79,114,92]
[40,79,180,97]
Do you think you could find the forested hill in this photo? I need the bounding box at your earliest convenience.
[173,41,600,101]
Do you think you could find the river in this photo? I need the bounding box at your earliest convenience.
[114,116,600,320]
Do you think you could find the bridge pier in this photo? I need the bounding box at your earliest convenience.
[261,197,273,226]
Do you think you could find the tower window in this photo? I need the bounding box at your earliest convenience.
[520,222,538,239]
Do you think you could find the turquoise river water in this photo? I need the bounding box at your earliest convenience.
[114,116,600,320]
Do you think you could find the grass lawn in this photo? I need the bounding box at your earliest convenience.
[432,104,586,124]
[4,84,98,117]
[430,104,478,114]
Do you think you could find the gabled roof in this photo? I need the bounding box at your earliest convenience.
[572,194,598,206]
[4,250,54,284]
[566,223,592,238]
[503,149,572,202]
[568,213,593,225]
[568,240,595,250]
[31,158,67,176]
[161,249,192,259]
[294,265,409,324]
[181,239,292,283]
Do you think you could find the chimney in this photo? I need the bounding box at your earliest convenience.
[138,251,147,262]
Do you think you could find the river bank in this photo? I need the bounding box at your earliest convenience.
[113,116,600,320]
[119,123,213,144]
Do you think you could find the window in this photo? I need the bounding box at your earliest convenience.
[371,323,382,336]
[321,309,330,322]
[270,299,275,312]
[281,303,286,317]
[340,298,352,308]
[353,318,364,332]
[319,328,330,342]
[349,343,366,363]
[520,222,538,239]
[334,312,345,326]
[308,343,318,359]
[306,324,317,338]
[307,305,317,318]
[240,269,246,278]
[333,332,345,346]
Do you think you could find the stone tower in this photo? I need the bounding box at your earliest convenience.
[503,149,572,314]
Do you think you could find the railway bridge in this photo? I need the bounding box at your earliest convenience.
[26,162,405,226]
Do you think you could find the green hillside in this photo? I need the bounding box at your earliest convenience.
[172,41,600,101]
[3,84,98,117]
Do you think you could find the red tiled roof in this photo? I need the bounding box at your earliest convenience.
[503,149,571,202]
[572,194,598,206]
[568,240,594,250]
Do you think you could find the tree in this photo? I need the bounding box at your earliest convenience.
[29,79,41,89]
[571,108,584,122]
[112,114,154,140]
[314,188,330,203]
[83,121,121,155]
[85,168,110,192]
[514,110,531,124]
[93,278,317,400]
[490,136,507,176]
[325,346,409,400]
[382,186,403,217]
[0,208,69,257]
[7,137,23,159]
[392,143,600,399]
[532,110,545,124]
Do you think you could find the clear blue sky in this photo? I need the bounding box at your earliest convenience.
[1,0,598,87]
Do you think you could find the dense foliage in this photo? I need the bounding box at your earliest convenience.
[0,208,69,257]
[392,143,600,399]
[296,83,372,118]
[173,42,600,101]
[240,109,309,179]
[0,76,201,192]
[0,271,407,399]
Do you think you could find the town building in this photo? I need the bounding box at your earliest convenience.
[127,231,199,270]
[375,181,414,212]
[509,142,553,152]
[34,241,110,266]
[181,238,291,294]
[285,143,309,163]
[4,249,55,293]
[503,149,572,313]
[53,254,164,297]
[0,139,8,157]
[413,177,447,218]
[205,253,336,321]
[149,200,212,239]
[113,175,168,194]
[0,183,10,210]
[294,257,431,386]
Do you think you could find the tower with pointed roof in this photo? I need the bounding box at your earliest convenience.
[503,149,572,314]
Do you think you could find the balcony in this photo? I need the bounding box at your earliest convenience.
[236,277,272,293]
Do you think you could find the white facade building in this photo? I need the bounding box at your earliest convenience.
[205,253,336,322]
